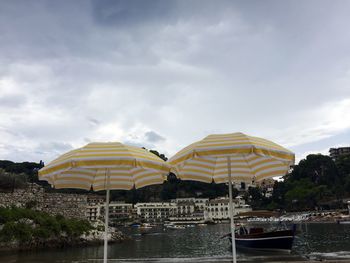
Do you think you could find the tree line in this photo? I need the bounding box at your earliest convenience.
[246,153,350,211]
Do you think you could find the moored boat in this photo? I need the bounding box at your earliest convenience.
[337,220,350,224]
[228,225,296,252]
[166,224,186,230]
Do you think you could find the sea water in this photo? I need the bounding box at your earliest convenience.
[0,223,349,262]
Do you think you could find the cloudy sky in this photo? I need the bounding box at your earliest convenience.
[1,0,350,164]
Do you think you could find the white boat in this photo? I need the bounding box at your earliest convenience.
[139,223,153,229]
[337,220,350,224]
[166,224,186,230]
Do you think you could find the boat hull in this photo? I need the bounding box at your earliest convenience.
[229,230,295,251]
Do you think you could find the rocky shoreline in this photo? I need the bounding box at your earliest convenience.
[0,228,128,252]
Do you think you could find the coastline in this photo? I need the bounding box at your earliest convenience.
[0,229,128,252]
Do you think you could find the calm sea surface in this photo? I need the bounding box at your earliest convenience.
[1,223,350,262]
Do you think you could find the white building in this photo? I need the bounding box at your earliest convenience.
[205,196,251,221]
[85,195,105,221]
[87,195,105,205]
[86,204,101,221]
[193,198,209,211]
[135,202,177,222]
[86,200,133,223]
[170,198,209,219]
[100,202,134,222]
[177,201,195,217]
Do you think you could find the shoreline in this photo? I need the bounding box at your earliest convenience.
[0,229,128,252]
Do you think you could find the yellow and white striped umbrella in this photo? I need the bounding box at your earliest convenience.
[39,142,170,191]
[169,132,295,184]
[39,142,170,263]
[169,132,294,263]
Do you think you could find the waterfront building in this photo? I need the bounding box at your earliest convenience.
[86,194,105,222]
[100,202,134,223]
[135,202,177,222]
[193,198,209,210]
[171,198,209,217]
[329,147,350,160]
[86,204,101,221]
[87,201,134,223]
[205,196,251,221]
[176,200,195,217]
[170,197,209,221]
[87,194,105,205]
[167,198,208,223]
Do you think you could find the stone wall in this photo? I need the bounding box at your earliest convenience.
[0,184,44,209]
[41,193,88,219]
[0,184,88,220]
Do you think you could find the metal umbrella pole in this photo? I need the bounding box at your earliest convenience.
[227,156,237,263]
[104,170,110,263]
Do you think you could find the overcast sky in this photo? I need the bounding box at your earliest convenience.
[1,0,350,164]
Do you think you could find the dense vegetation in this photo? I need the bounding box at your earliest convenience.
[109,173,235,203]
[0,160,45,191]
[247,154,350,211]
[0,207,92,244]
[1,151,350,211]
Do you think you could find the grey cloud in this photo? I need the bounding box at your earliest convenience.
[92,0,175,27]
[84,138,92,143]
[0,94,27,108]
[0,1,92,61]
[87,117,100,127]
[123,140,151,149]
[0,126,21,137]
[37,141,73,153]
[1,0,350,163]
[145,131,165,143]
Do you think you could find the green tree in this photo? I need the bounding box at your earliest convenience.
[334,154,350,197]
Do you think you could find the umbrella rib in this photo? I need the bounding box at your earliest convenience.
[242,154,256,184]
[213,156,220,183]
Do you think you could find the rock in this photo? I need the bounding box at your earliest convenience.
[0,228,129,251]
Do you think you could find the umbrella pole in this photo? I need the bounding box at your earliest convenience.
[104,169,110,263]
[227,156,237,263]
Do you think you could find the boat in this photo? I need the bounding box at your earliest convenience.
[337,220,350,224]
[228,224,296,252]
[336,214,350,224]
[138,223,156,235]
[165,224,186,230]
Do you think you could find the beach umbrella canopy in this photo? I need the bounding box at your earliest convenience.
[168,132,294,263]
[39,142,170,263]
